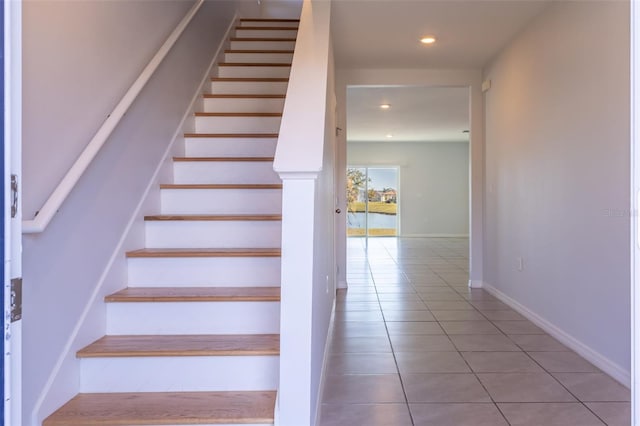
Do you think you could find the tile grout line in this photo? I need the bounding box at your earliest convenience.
[411,256,514,426]
[429,244,619,424]
[373,243,417,426]
[389,240,489,419]
[448,273,616,424]
[338,238,625,425]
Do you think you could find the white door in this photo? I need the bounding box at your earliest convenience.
[4,1,22,424]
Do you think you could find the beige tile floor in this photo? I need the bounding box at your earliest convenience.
[319,237,630,426]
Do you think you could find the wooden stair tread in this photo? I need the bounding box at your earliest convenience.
[173,156,275,162]
[211,77,289,82]
[203,93,286,99]
[144,214,282,221]
[184,133,278,138]
[236,26,298,30]
[194,112,282,117]
[77,334,280,358]
[106,287,281,302]
[219,62,291,67]
[126,248,281,258]
[43,391,276,426]
[230,37,296,42]
[240,18,300,22]
[159,183,282,189]
[225,49,294,54]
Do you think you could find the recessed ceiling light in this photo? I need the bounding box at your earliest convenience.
[380,104,391,109]
[420,36,437,45]
[386,134,393,138]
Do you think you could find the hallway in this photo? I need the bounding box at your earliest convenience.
[319,238,630,426]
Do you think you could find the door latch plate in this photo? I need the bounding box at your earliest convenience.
[10,278,22,322]
[10,174,18,218]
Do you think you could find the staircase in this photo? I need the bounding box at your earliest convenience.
[44,18,299,426]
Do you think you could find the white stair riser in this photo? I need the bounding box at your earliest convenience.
[210,80,288,95]
[127,257,281,287]
[107,301,280,335]
[204,97,285,113]
[225,52,293,64]
[160,188,282,215]
[239,21,299,28]
[194,115,281,133]
[80,356,279,392]
[218,65,290,79]
[184,138,277,157]
[145,220,281,248]
[230,40,295,50]
[173,161,279,185]
[234,29,297,39]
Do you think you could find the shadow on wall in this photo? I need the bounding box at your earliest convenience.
[259,0,303,19]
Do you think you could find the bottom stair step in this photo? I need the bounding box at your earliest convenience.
[43,390,276,425]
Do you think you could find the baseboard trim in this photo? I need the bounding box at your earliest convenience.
[273,391,280,426]
[312,302,337,426]
[468,279,483,288]
[401,233,470,238]
[482,281,631,388]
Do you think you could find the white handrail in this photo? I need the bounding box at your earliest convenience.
[22,0,204,234]
[273,0,329,176]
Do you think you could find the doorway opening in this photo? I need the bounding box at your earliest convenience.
[346,166,399,237]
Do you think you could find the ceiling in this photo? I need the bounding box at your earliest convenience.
[331,0,550,69]
[335,0,550,143]
[347,86,470,142]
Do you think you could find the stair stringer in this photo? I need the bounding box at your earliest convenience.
[33,15,240,426]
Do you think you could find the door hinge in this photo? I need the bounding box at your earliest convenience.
[10,174,18,218]
[10,278,22,322]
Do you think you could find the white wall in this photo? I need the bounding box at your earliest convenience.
[347,141,469,236]
[21,1,241,423]
[483,1,630,383]
[22,0,192,219]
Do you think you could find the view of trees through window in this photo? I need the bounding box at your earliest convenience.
[347,167,398,237]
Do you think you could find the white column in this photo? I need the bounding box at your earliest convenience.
[469,84,484,288]
[631,2,639,424]
[273,1,332,423]
[277,176,317,426]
